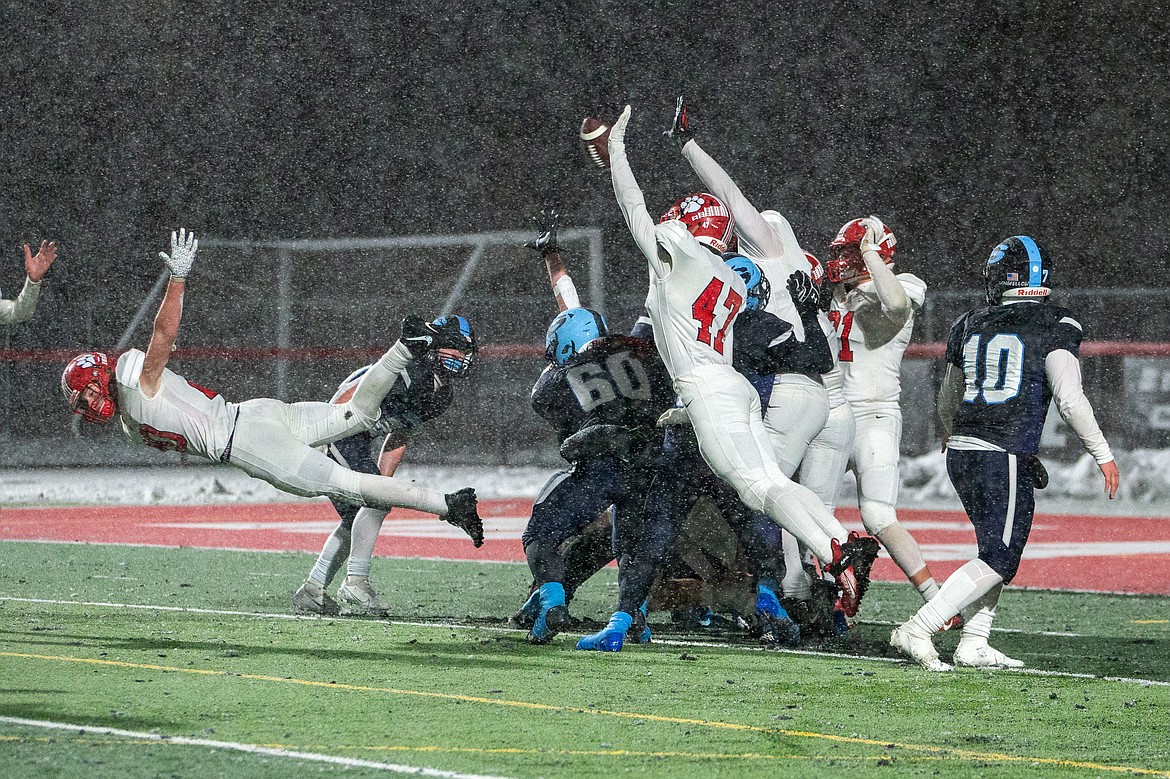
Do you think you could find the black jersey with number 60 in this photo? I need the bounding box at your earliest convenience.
[945,301,1083,454]
[531,335,676,443]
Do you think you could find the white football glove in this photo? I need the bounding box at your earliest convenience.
[610,104,632,148]
[859,216,886,256]
[160,228,198,280]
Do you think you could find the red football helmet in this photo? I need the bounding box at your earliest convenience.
[826,216,896,284]
[61,352,117,424]
[660,192,735,253]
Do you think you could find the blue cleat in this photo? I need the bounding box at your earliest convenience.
[509,589,541,630]
[632,601,652,644]
[756,583,801,647]
[527,582,571,645]
[576,611,634,652]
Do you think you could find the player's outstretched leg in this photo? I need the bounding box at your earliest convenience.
[527,582,571,645]
[576,610,634,652]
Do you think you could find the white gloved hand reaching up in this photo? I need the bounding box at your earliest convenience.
[160,228,198,280]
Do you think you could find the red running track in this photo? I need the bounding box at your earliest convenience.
[2,501,1169,595]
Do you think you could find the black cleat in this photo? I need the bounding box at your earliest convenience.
[443,487,483,547]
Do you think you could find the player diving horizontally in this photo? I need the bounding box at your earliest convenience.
[606,104,878,615]
[891,235,1120,671]
[293,315,480,616]
[61,229,483,539]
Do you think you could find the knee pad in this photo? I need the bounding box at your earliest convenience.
[858,498,898,535]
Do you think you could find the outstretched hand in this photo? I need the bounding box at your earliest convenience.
[611,105,632,147]
[23,240,58,283]
[525,208,560,257]
[160,228,198,280]
[665,95,694,149]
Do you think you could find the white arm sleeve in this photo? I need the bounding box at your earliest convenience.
[936,362,965,438]
[553,275,580,309]
[0,277,42,325]
[610,131,670,279]
[681,139,784,259]
[1046,349,1114,464]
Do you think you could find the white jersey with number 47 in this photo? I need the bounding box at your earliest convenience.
[643,220,747,379]
[832,273,927,411]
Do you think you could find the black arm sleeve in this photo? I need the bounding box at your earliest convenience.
[767,308,834,375]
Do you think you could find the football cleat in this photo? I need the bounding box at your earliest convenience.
[890,624,952,672]
[755,584,801,647]
[292,579,340,616]
[631,605,652,645]
[843,531,881,598]
[337,576,390,617]
[953,641,1025,669]
[443,488,483,547]
[509,589,541,630]
[824,539,862,617]
[527,582,570,645]
[576,611,634,652]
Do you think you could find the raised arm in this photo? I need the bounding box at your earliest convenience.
[0,240,58,325]
[609,105,672,277]
[851,218,913,346]
[668,96,785,260]
[526,208,580,311]
[140,229,198,396]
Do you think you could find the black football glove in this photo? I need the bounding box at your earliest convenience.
[817,278,834,313]
[664,95,694,149]
[400,315,439,358]
[524,208,560,258]
[787,271,821,315]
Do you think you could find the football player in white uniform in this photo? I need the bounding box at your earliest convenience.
[608,105,878,615]
[62,229,482,540]
[667,98,858,620]
[0,240,58,325]
[825,217,945,609]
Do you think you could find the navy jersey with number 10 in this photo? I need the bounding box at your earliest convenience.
[946,301,1083,454]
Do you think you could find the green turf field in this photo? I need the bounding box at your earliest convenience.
[2,542,1169,778]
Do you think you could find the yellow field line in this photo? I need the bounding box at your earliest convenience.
[1132,620,1168,625]
[3,650,1169,777]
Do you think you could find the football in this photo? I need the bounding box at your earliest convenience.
[579,116,611,170]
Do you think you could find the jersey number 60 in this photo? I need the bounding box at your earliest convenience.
[961,333,1024,404]
[566,352,653,412]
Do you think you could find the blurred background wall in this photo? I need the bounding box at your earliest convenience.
[2,0,1168,466]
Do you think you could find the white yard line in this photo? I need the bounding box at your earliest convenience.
[0,716,514,779]
[3,596,1167,688]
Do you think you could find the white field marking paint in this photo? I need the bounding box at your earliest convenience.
[0,716,514,779]
[4,597,1168,688]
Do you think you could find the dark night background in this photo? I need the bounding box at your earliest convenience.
[2,1,1168,464]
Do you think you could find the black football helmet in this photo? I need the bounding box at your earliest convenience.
[984,235,1051,305]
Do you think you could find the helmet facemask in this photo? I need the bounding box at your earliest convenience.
[61,352,117,424]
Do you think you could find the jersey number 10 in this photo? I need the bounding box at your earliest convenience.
[961,333,1024,404]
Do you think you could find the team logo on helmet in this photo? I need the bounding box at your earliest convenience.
[660,192,735,254]
[61,351,116,425]
[545,307,608,365]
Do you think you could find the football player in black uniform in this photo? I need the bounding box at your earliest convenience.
[292,315,480,616]
[891,236,1120,670]
[519,210,678,646]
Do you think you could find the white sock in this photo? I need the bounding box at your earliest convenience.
[348,469,448,515]
[876,523,930,586]
[908,559,1002,635]
[780,529,813,600]
[349,342,413,425]
[346,507,388,578]
[958,583,1003,646]
[309,525,351,587]
[757,481,839,562]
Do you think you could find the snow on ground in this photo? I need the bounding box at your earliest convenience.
[5,448,1170,518]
